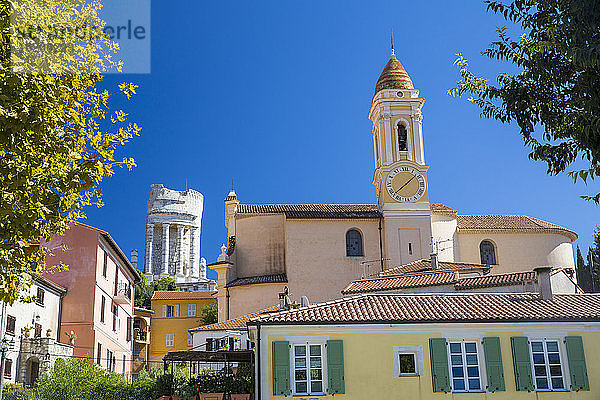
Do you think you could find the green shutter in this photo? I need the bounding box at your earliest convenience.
[483,337,505,392]
[565,336,589,391]
[510,336,533,391]
[429,338,450,393]
[272,341,291,395]
[327,340,345,394]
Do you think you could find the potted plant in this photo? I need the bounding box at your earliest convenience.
[46,328,52,338]
[22,326,32,338]
[65,330,77,345]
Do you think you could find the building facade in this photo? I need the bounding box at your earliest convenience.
[210,50,577,322]
[148,291,217,363]
[1,276,73,386]
[42,223,140,377]
[249,291,600,399]
[144,184,215,290]
[132,307,153,379]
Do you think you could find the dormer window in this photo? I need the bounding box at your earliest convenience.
[397,123,407,152]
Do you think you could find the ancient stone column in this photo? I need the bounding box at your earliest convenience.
[177,224,184,276]
[145,223,153,274]
[190,227,199,279]
[162,223,170,275]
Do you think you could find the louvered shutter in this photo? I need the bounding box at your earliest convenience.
[483,337,505,391]
[510,336,533,391]
[272,341,291,395]
[162,305,167,317]
[565,336,589,391]
[429,338,450,393]
[174,304,179,317]
[327,340,345,394]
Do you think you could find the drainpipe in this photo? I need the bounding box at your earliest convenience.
[378,215,384,272]
[57,290,66,342]
[256,324,261,400]
[226,287,230,320]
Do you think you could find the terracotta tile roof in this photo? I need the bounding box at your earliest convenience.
[226,273,287,288]
[342,271,458,294]
[236,204,380,219]
[151,290,217,300]
[250,293,600,325]
[430,203,458,217]
[382,259,491,276]
[456,271,537,290]
[456,215,577,240]
[190,306,280,332]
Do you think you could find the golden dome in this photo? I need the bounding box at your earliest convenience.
[374,50,414,94]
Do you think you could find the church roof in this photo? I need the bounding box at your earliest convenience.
[249,293,600,325]
[226,273,288,288]
[374,51,414,94]
[456,214,578,241]
[381,259,491,276]
[236,204,380,219]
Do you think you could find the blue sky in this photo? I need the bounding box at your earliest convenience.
[88,0,599,279]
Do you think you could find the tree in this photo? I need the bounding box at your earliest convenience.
[134,276,177,309]
[588,226,600,291]
[0,0,140,303]
[575,245,592,292]
[450,0,600,202]
[200,303,218,325]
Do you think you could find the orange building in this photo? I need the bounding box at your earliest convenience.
[43,223,141,376]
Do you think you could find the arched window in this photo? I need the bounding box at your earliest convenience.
[479,240,497,265]
[397,123,407,152]
[346,229,364,257]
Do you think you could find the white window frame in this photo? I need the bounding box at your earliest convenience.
[187,333,193,347]
[528,337,569,392]
[188,303,196,317]
[289,340,328,396]
[165,333,174,347]
[392,345,424,376]
[447,339,485,393]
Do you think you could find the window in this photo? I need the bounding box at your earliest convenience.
[166,334,174,347]
[122,355,126,374]
[36,288,44,306]
[4,359,12,379]
[97,343,102,365]
[530,340,565,391]
[126,317,132,342]
[206,338,213,351]
[397,123,408,151]
[6,315,15,335]
[34,323,42,338]
[399,354,416,375]
[100,296,105,323]
[479,240,497,265]
[188,303,196,317]
[292,344,324,395]
[448,341,482,392]
[164,304,179,317]
[393,345,423,376]
[102,250,108,277]
[107,349,113,371]
[187,333,193,347]
[112,304,118,332]
[345,229,364,257]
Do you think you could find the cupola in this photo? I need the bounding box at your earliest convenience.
[374,49,414,95]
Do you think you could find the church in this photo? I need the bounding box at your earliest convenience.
[209,49,577,322]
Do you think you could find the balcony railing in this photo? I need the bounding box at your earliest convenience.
[134,330,148,343]
[113,282,132,305]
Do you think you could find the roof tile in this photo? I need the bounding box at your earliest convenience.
[226,273,287,288]
[190,306,279,332]
[342,271,458,294]
[382,259,491,276]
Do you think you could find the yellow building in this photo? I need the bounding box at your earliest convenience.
[249,286,600,399]
[149,290,217,363]
[132,307,153,378]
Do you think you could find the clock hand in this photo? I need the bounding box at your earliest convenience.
[395,175,416,194]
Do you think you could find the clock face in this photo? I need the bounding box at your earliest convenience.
[386,166,426,202]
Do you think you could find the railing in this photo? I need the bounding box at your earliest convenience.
[134,330,148,342]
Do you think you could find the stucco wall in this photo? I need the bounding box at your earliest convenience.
[431,215,459,262]
[285,219,381,304]
[457,232,575,273]
[227,283,287,320]
[234,214,286,278]
[258,323,600,400]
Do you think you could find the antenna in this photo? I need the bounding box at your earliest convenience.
[231,178,234,191]
[391,28,395,56]
[185,178,188,191]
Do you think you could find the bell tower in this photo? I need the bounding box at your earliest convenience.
[369,48,433,267]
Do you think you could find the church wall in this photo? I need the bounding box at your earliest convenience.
[431,215,459,262]
[234,214,286,278]
[227,283,287,320]
[457,232,575,273]
[284,219,381,304]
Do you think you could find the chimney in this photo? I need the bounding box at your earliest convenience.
[130,249,138,270]
[534,266,553,300]
[278,286,290,311]
[430,252,439,270]
[300,296,309,308]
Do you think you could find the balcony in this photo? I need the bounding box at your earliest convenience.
[113,282,132,305]
[134,330,148,344]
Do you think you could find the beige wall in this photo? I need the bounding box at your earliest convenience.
[431,215,459,262]
[285,219,381,304]
[228,283,287,320]
[233,214,286,278]
[457,232,575,274]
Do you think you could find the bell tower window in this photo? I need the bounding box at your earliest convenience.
[346,229,364,257]
[397,123,407,152]
[479,240,497,265]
